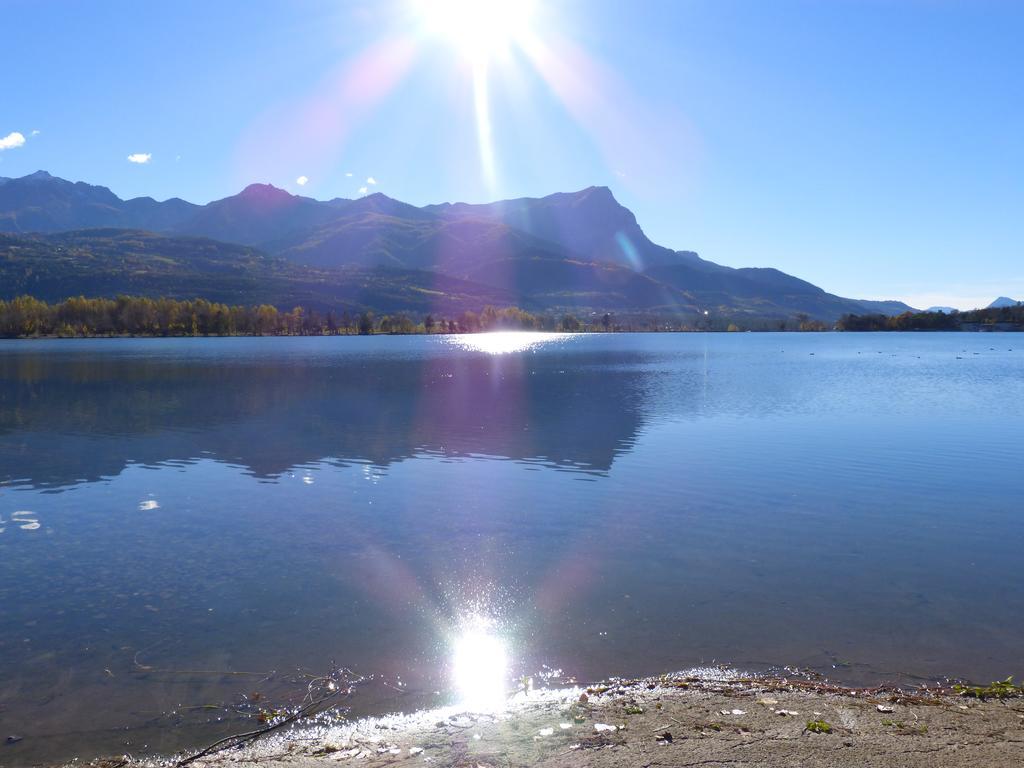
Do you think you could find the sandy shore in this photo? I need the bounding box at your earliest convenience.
[71,673,1024,768]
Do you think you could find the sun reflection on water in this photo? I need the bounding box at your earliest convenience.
[451,616,509,712]
[445,331,573,355]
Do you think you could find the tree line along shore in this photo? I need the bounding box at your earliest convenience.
[0,294,1021,338]
[835,303,1024,331]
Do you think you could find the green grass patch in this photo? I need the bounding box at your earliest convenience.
[805,719,832,734]
[953,677,1022,700]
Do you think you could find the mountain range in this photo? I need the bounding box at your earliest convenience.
[0,170,915,320]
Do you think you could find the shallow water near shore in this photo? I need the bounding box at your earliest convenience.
[1,332,1023,764]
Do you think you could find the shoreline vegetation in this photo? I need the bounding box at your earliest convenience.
[72,672,1024,768]
[1,295,1022,339]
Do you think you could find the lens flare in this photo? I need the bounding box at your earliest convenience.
[452,618,509,711]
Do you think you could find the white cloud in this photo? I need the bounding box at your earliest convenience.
[366,176,377,185]
[345,172,353,177]
[30,129,41,137]
[127,153,152,164]
[358,186,368,195]
[296,175,309,186]
[0,131,26,151]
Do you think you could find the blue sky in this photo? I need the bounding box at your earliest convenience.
[1,0,1021,308]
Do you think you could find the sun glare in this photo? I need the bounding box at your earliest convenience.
[452,618,509,712]
[414,0,536,63]
[410,0,540,193]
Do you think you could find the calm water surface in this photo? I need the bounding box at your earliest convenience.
[1,333,1022,763]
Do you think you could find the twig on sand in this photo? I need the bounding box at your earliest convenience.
[648,716,684,734]
[174,667,361,767]
[174,698,324,766]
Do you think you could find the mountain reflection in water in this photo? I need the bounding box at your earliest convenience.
[1,334,654,489]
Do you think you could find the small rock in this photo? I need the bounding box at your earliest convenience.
[720,709,746,716]
[756,697,779,706]
[538,727,554,736]
[6,736,23,745]
[409,747,424,755]
[657,731,673,744]
[594,723,618,732]
[776,709,800,716]
[876,705,895,713]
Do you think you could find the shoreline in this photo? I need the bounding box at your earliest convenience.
[67,672,1024,768]
[2,326,1023,341]
[3,329,1024,342]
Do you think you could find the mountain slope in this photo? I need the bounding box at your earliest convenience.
[0,230,515,314]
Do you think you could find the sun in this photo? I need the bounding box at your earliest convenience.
[413,0,537,63]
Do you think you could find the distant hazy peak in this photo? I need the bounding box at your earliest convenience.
[988,296,1021,309]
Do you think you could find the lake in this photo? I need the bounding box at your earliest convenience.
[1,332,1022,763]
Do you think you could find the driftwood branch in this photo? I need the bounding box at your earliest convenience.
[174,666,361,767]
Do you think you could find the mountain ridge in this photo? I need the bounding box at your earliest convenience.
[0,171,915,320]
